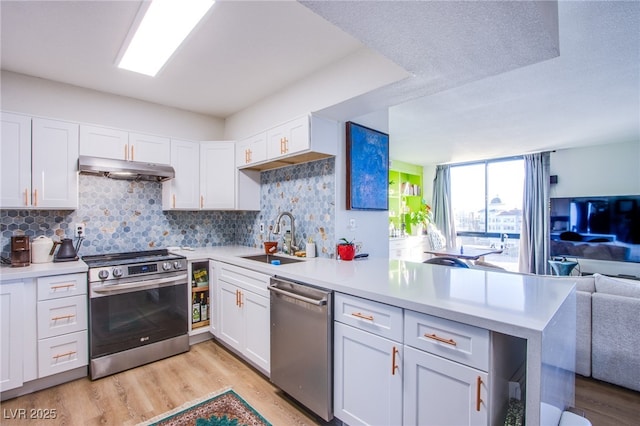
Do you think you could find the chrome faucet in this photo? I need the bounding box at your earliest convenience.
[273,211,298,254]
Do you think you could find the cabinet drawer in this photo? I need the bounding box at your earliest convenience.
[37,295,88,339]
[335,293,403,342]
[37,273,87,301]
[38,330,88,378]
[404,310,489,371]
[218,263,270,297]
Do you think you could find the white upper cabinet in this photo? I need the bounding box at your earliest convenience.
[80,124,170,165]
[163,139,200,210]
[237,114,338,171]
[266,115,310,159]
[1,113,78,209]
[163,140,259,211]
[236,132,267,168]
[79,125,128,160]
[200,141,235,209]
[1,112,32,208]
[128,132,170,164]
[31,118,79,209]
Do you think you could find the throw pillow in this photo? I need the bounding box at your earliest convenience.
[594,273,640,298]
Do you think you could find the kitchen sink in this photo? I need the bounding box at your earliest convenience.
[241,254,304,265]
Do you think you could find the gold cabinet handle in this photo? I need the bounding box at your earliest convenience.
[51,283,75,290]
[53,350,76,360]
[124,144,128,160]
[51,314,76,321]
[280,137,288,154]
[351,312,374,321]
[391,346,399,375]
[172,194,176,209]
[424,333,457,346]
[238,290,243,308]
[476,376,483,411]
[33,189,38,206]
[24,188,29,206]
[245,148,252,164]
[235,290,239,307]
[130,145,135,161]
[200,195,204,209]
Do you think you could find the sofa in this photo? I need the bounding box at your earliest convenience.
[574,273,640,392]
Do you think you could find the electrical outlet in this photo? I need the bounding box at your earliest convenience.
[75,222,85,238]
[260,223,265,233]
[349,218,357,229]
[355,242,363,253]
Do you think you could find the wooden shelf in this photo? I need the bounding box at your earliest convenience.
[192,286,209,293]
[192,320,210,329]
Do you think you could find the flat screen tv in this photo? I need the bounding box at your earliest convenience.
[550,195,640,263]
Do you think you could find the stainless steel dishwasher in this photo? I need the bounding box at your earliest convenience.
[269,277,333,422]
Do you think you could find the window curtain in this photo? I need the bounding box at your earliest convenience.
[432,165,457,249]
[518,152,551,274]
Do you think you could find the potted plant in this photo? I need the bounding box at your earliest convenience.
[408,204,433,235]
[336,237,356,261]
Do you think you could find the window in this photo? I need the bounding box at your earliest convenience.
[450,158,524,270]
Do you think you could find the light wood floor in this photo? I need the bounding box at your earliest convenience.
[0,339,318,426]
[1,339,639,425]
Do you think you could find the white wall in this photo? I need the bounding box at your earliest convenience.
[550,141,640,198]
[1,71,225,140]
[223,47,408,141]
[334,120,389,259]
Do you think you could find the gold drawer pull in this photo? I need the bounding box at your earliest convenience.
[51,314,76,321]
[24,188,29,206]
[51,284,75,290]
[391,346,399,375]
[53,350,76,360]
[33,189,38,206]
[424,333,457,346]
[351,312,374,321]
[476,376,483,411]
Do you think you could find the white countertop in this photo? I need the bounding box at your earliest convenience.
[0,259,87,280]
[173,246,576,340]
[0,246,576,341]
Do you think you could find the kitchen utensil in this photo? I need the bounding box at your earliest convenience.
[10,235,30,267]
[31,235,54,263]
[53,238,78,262]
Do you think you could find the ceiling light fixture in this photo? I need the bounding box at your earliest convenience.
[117,0,215,77]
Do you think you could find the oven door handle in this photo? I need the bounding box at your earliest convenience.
[93,273,188,295]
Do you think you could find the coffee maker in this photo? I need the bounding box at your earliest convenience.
[11,236,31,267]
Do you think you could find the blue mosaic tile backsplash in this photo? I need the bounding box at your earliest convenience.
[1,158,335,260]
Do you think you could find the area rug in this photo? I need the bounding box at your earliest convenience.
[139,388,271,426]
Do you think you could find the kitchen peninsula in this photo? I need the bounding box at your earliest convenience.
[179,246,576,426]
[2,246,576,425]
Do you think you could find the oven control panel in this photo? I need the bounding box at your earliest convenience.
[88,258,186,282]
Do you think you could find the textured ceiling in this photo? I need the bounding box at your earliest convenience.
[310,1,640,165]
[0,0,363,117]
[1,1,638,167]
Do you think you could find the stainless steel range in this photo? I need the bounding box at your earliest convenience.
[83,249,189,380]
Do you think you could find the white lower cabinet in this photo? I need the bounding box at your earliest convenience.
[1,273,88,398]
[35,273,88,379]
[216,263,270,374]
[333,293,403,426]
[403,346,488,426]
[334,322,403,426]
[334,293,512,426]
[1,281,24,391]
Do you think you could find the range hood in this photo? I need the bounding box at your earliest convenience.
[78,155,175,182]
